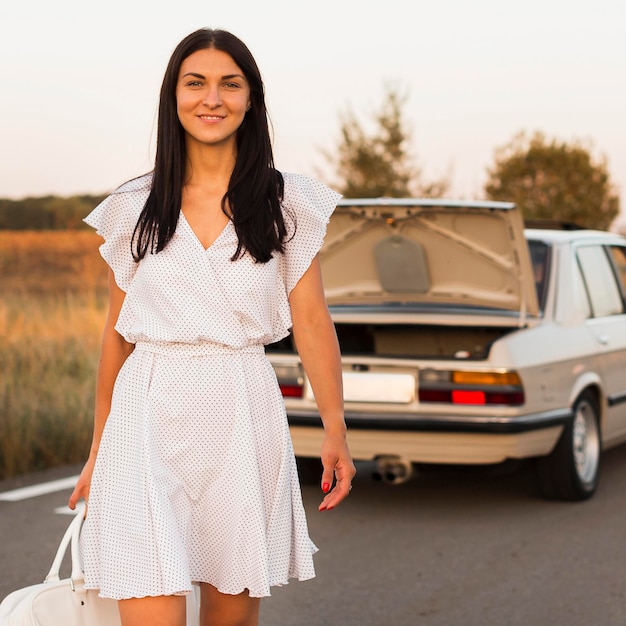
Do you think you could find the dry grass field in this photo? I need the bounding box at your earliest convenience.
[0,230,108,294]
[0,231,108,477]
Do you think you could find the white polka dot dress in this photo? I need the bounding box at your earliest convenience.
[80,172,341,600]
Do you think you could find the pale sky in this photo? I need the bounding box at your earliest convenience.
[1,0,625,213]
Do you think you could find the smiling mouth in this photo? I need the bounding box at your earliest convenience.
[198,114,225,121]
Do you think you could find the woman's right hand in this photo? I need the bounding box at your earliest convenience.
[68,455,96,511]
[68,270,130,514]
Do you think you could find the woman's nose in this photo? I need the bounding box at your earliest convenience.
[203,86,222,108]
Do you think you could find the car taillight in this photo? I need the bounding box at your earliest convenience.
[273,363,305,399]
[451,390,486,404]
[279,384,304,398]
[418,369,524,406]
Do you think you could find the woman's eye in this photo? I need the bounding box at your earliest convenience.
[187,80,202,87]
[223,82,240,89]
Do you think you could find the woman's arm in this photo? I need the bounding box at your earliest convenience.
[289,255,356,511]
[68,268,135,509]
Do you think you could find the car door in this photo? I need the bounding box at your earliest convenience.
[576,243,626,442]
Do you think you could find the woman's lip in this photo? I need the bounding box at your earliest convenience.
[197,114,225,120]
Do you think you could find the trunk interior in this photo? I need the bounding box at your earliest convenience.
[267,323,516,360]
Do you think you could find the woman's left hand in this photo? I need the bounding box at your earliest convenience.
[318,432,356,511]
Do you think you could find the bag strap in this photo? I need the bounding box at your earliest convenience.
[43,509,86,586]
[69,509,86,587]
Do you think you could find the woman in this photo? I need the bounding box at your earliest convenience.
[68,28,355,626]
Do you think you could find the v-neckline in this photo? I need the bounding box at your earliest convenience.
[180,211,232,252]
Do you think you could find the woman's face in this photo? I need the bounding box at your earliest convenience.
[176,48,251,151]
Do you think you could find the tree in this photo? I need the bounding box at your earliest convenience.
[323,85,449,198]
[484,131,620,230]
[0,194,106,229]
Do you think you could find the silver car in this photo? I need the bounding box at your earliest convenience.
[267,199,626,500]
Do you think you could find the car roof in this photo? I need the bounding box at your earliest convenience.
[525,228,626,245]
[337,198,515,210]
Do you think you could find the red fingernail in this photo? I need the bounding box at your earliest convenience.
[322,482,330,493]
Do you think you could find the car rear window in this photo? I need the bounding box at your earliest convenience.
[528,240,551,310]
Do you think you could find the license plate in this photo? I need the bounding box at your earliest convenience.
[306,372,416,403]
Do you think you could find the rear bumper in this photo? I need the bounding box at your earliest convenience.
[288,407,572,434]
[288,408,571,465]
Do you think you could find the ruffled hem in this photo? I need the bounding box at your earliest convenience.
[280,172,342,295]
[271,172,341,339]
[89,565,318,600]
[91,587,192,600]
[86,552,318,600]
[83,174,152,292]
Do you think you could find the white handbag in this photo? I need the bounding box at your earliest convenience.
[0,511,199,626]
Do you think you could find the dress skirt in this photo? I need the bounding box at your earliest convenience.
[80,340,318,600]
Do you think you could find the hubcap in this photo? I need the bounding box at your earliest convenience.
[572,400,600,486]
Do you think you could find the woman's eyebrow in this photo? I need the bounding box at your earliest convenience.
[181,72,245,80]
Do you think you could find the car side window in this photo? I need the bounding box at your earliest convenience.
[607,245,626,302]
[573,262,592,319]
[576,245,624,317]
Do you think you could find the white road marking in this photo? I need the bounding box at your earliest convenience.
[0,475,78,502]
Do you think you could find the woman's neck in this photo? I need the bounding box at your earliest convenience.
[184,140,237,191]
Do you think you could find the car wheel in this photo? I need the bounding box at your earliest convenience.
[295,456,323,486]
[535,390,601,501]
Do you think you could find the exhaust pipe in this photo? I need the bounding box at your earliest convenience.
[372,456,414,485]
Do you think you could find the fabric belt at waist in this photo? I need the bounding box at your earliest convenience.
[134,340,265,357]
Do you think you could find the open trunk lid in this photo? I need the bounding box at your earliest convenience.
[320,198,539,324]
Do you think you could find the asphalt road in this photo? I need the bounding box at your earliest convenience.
[2,452,626,626]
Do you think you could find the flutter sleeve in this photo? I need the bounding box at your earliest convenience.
[280,172,342,294]
[84,178,149,292]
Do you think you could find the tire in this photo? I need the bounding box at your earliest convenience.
[535,390,601,501]
[295,456,323,486]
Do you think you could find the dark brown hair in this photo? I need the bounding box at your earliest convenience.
[132,28,286,263]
